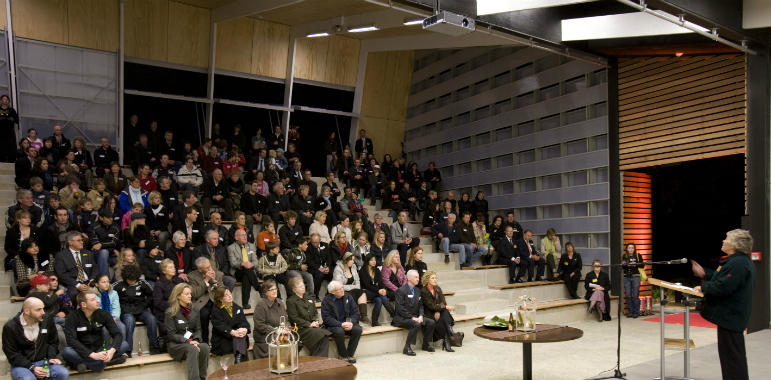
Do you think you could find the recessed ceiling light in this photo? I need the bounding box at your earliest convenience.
[306,32,329,38]
[348,24,379,33]
[404,18,423,26]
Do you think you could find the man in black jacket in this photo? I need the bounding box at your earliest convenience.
[2,298,68,380]
[62,292,129,372]
[392,270,435,356]
[14,146,36,189]
[46,206,82,255]
[172,206,204,249]
[113,265,159,357]
[154,131,182,169]
[93,137,120,176]
[423,162,441,191]
[201,169,233,221]
[365,213,392,249]
[504,212,524,241]
[171,190,198,224]
[55,231,99,300]
[50,125,71,152]
[278,211,302,252]
[133,134,156,174]
[201,212,230,248]
[193,230,235,291]
[267,182,290,224]
[516,230,544,282]
[241,181,266,230]
[87,208,122,276]
[497,226,529,284]
[6,190,45,229]
[354,129,373,158]
[306,233,333,301]
[298,169,318,199]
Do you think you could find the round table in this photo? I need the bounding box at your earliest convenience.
[208,356,357,380]
[474,326,583,380]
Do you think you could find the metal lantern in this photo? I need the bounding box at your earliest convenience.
[266,316,299,374]
[514,295,537,332]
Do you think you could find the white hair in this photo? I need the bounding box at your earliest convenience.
[172,231,187,243]
[195,257,210,268]
[406,269,419,279]
[327,281,342,293]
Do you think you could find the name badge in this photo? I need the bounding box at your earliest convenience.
[463,229,467,232]
[219,237,223,240]
[136,292,142,296]
[158,213,164,216]
[249,251,254,254]
[294,232,299,235]
[99,155,105,158]
[41,260,49,266]
[592,279,598,283]
[716,266,721,272]
[407,295,413,298]
[41,329,48,333]
[145,181,150,185]
[275,201,279,203]
[170,197,175,200]
[77,327,87,331]
[96,197,103,201]
[193,230,199,233]
[296,256,302,260]
[108,234,114,237]
[155,260,162,263]
[307,200,311,203]
[320,246,324,250]
[178,269,184,273]
[38,195,45,198]
[236,309,241,314]
[429,216,433,219]
[564,262,569,265]
[264,239,269,242]
[85,264,92,267]
[170,148,176,151]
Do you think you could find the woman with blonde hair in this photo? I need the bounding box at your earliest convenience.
[371,230,388,267]
[166,283,210,379]
[153,258,184,345]
[351,231,369,269]
[123,212,150,262]
[381,250,406,300]
[541,228,562,281]
[114,248,141,282]
[421,270,460,351]
[309,210,331,243]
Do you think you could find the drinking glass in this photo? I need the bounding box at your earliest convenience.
[346,318,352,324]
[220,357,230,380]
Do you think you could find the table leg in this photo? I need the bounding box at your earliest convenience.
[523,343,532,380]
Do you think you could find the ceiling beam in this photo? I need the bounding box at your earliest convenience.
[211,0,304,24]
[478,0,600,16]
[361,30,519,52]
[562,12,702,41]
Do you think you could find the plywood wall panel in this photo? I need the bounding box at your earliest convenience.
[125,0,169,61]
[384,119,406,159]
[167,1,210,67]
[360,51,397,119]
[215,17,254,73]
[251,19,289,79]
[11,0,68,45]
[68,0,119,51]
[0,1,6,30]
[388,50,414,122]
[359,117,389,158]
[324,35,359,87]
[294,36,329,82]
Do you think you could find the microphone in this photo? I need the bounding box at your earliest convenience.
[668,258,688,264]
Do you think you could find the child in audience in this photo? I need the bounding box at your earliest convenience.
[87,178,111,210]
[223,152,242,177]
[43,271,72,328]
[113,248,141,282]
[75,198,98,233]
[121,203,144,230]
[29,177,50,208]
[275,148,288,170]
[58,175,83,210]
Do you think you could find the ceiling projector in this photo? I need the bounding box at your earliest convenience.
[422,11,475,36]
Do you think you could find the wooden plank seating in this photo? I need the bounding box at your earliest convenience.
[536,296,619,310]
[462,265,507,271]
[488,278,585,290]
[10,296,24,303]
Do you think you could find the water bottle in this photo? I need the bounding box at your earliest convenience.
[137,342,143,357]
[102,342,107,352]
[42,358,50,378]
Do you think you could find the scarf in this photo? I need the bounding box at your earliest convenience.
[151,204,163,216]
[181,305,191,320]
[338,243,348,258]
[99,289,111,314]
[323,195,331,207]
[220,303,233,317]
[129,186,143,205]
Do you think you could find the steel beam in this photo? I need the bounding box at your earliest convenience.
[206,22,217,138]
[281,30,301,151]
[4,0,17,140]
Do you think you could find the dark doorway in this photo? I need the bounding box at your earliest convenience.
[647,154,746,284]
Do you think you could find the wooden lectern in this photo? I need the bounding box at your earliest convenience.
[647,278,703,380]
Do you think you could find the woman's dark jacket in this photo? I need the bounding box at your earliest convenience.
[210,302,251,355]
[285,293,331,349]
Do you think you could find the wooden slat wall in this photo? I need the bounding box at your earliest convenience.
[623,171,653,311]
[618,54,746,170]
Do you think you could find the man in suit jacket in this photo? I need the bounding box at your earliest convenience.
[192,229,235,291]
[497,225,530,284]
[171,190,199,224]
[54,230,99,300]
[172,206,204,249]
[188,256,224,344]
[390,211,420,267]
[133,134,156,174]
[306,233,334,300]
[14,146,36,189]
[354,129,373,158]
[267,182,291,224]
[227,229,261,308]
[516,230,545,282]
[299,169,318,199]
[201,169,233,221]
[392,269,435,356]
[201,212,230,248]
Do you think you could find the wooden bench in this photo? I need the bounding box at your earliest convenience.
[536,296,618,310]
[488,278,585,290]
[10,296,25,303]
[462,264,507,271]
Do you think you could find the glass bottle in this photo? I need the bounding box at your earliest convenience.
[138,341,143,357]
[42,358,50,378]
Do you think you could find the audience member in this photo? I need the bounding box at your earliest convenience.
[305,233,333,301]
[517,230,545,282]
[93,137,119,176]
[200,169,233,222]
[71,137,94,189]
[320,281,362,363]
[227,229,260,309]
[103,162,128,197]
[14,146,36,189]
[420,270,460,352]
[267,182,290,224]
[278,211,302,251]
[405,247,427,288]
[423,162,441,191]
[152,259,184,344]
[5,210,44,270]
[139,241,163,287]
[113,248,140,282]
[393,269,435,356]
[177,157,203,195]
[15,239,54,296]
[30,158,55,192]
[333,252,371,324]
[504,212,524,241]
[497,226,529,285]
[50,126,71,152]
[622,243,643,318]
[166,231,195,282]
[164,283,210,379]
[133,135,155,174]
[382,181,402,213]
[560,242,583,299]
[381,250,406,300]
[585,259,612,322]
[188,257,223,345]
[210,287,250,363]
[255,220,278,254]
[87,179,111,210]
[145,191,170,250]
[87,208,121,275]
[391,211,420,267]
[241,180,267,229]
[456,212,485,268]
[285,237,315,299]
[137,164,157,194]
[192,230,235,291]
[255,241,288,299]
[203,146,223,174]
[6,190,45,229]
[227,212,254,245]
[368,166,387,206]
[119,177,149,213]
[172,206,203,249]
[113,264,159,355]
[171,191,198,224]
[542,228,562,281]
[2,298,68,380]
[63,292,129,372]
[252,280,287,359]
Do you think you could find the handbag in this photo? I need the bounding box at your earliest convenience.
[449,332,464,347]
[420,226,432,236]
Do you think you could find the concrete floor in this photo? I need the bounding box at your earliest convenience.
[351,315,720,380]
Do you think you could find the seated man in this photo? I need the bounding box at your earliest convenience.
[172,206,204,249]
[277,211,302,252]
[240,180,267,231]
[15,145,36,189]
[45,206,81,255]
[430,213,463,265]
[457,212,486,268]
[62,292,129,373]
[6,190,45,229]
[392,269,435,356]
[171,191,199,224]
[201,212,230,248]
[87,208,121,275]
[201,169,233,221]
[390,211,420,267]
[227,229,261,309]
[267,182,290,224]
[55,231,99,301]
[320,281,362,364]
[497,226,530,284]
[188,257,223,345]
[193,230,236,291]
[305,233,334,301]
[93,137,119,176]
[113,265,160,357]
[2,298,69,380]
[516,230,545,282]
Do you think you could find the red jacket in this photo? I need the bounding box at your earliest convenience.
[138,174,157,193]
[203,155,223,174]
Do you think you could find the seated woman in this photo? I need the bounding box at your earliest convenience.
[210,286,250,363]
[473,214,491,265]
[123,212,150,262]
[256,242,289,300]
[381,250,406,301]
[421,270,461,352]
[371,231,389,267]
[488,216,505,249]
[359,253,395,326]
[314,186,339,229]
[585,258,612,322]
[541,228,562,281]
[422,201,441,228]
[43,271,73,328]
[330,216,352,244]
[330,230,352,263]
[88,273,128,343]
[382,181,402,215]
[285,277,331,356]
[166,283,210,379]
[558,242,583,299]
[333,252,371,324]
[15,238,54,296]
[252,280,287,359]
[5,210,43,271]
[351,232,369,269]
[228,212,255,245]
[404,247,427,288]
[153,258,184,346]
[113,248,141,283]
[309,211,331,244]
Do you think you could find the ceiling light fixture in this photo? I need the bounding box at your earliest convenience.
[306,32,329,37]
[348,24,379,33]
[404,18,423,25]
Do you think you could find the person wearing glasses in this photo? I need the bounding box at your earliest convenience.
[54,231,99,301]
[252,280,287,359]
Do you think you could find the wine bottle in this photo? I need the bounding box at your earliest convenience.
[508,312,515,331]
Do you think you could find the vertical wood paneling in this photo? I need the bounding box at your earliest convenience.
[0,1,6,30]
[251,19,289,79]
[324,35,359,87]
[125,0,169,61]
[11,0,68,45]
[293,36,329,82]
[618,54,746,170]
[360,117,389,158]
[167,1,210,68]
[385,119,406,158]
[623,171,652,312]
[360,51,397,119]
[388,50,415,122]
[67,0,119,51]
[215,17,254,73]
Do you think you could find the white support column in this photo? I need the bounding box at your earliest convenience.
[348,46,369,151]
[281,30,300,150]
[5,0,18,140]
[206,22,217,138]
[118,0,125,163]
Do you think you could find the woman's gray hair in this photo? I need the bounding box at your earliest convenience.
[172,231,187,243]
[726,229,753,254]
[327,281,342,293]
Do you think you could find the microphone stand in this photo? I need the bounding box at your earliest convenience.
[593,259,688,379]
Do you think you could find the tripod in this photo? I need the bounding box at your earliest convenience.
[594,259,688,380]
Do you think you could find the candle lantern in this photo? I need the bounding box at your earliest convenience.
[266,316,299,374]
[514,295,537,332]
